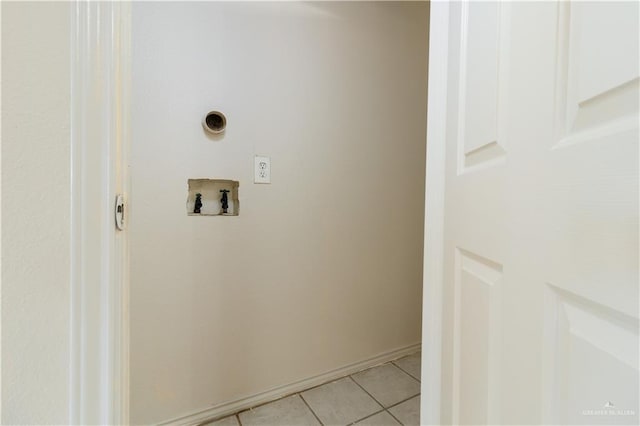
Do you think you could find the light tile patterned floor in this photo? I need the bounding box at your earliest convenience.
[204,351,421,426]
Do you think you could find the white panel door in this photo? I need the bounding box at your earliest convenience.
[441,1,639,424]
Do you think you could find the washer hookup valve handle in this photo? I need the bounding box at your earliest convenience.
[193,193,203,214]
[220,189,230,214]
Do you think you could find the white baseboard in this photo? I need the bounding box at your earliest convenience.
[157,342,421,426]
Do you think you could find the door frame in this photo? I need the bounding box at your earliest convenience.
[69,1,131,424]
[421,1,449,424]
[68,1,447,424]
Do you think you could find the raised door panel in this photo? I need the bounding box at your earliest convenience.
[456,2,510,174]
[554,1,639,147]
[544,285,639,425]
[453,249,503,425]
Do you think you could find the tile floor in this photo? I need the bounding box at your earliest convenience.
[203,351,421,426]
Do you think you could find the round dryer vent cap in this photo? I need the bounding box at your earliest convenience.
[202,111,227,134]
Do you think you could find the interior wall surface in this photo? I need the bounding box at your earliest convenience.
[131,2,429,423]
[1,2,72,424]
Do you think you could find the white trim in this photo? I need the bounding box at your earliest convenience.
[158,343,421,426]
[69,2,131,424]
[0,3,3,422]
[421,1,449,425]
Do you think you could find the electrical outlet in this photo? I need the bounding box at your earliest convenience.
[254,156,271,184]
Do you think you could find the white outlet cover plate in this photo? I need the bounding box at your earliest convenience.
[254,156,271,184]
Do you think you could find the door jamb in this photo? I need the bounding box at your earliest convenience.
[421,1,449,424]
[69,1,131,424]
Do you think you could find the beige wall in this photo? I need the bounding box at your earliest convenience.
[131,2,429,423]
[1,2,71,424]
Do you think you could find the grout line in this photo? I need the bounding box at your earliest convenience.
[235,413,243,426]
[386,408,405,426]
[346,408,386,425]
[299,372,368,394]
[385,393,421,411]
[349,363,420,426]
[348,376,386,410]
[298,393,325,426]
[391,361,421,383]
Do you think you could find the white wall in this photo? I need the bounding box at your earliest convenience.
[1,2,71,424]
[131,2,429,423]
